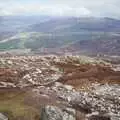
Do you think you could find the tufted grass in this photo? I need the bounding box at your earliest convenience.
[0,90,40,120]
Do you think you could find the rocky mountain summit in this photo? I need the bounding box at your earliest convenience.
[0,55,119,120]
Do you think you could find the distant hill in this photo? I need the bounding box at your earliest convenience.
[64,35,120,56]
[27,17,120,33]
[0,16,120,55]
[0,16,51,34]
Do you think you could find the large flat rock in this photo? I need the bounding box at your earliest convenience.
[40,106,76,120]
[0,113,8,120]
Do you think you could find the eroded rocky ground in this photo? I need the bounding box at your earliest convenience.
[0,55,119,120]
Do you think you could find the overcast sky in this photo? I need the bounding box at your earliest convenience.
[0,0,120,18]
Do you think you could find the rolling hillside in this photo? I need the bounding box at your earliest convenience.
[28,17,120,33]
[0,16,120,56]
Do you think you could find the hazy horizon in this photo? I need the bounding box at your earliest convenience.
[0,0,120,18]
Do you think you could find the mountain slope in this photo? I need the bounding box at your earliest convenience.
[1,16,120,55]
[65,35,120,55]
[28,17,120,33]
